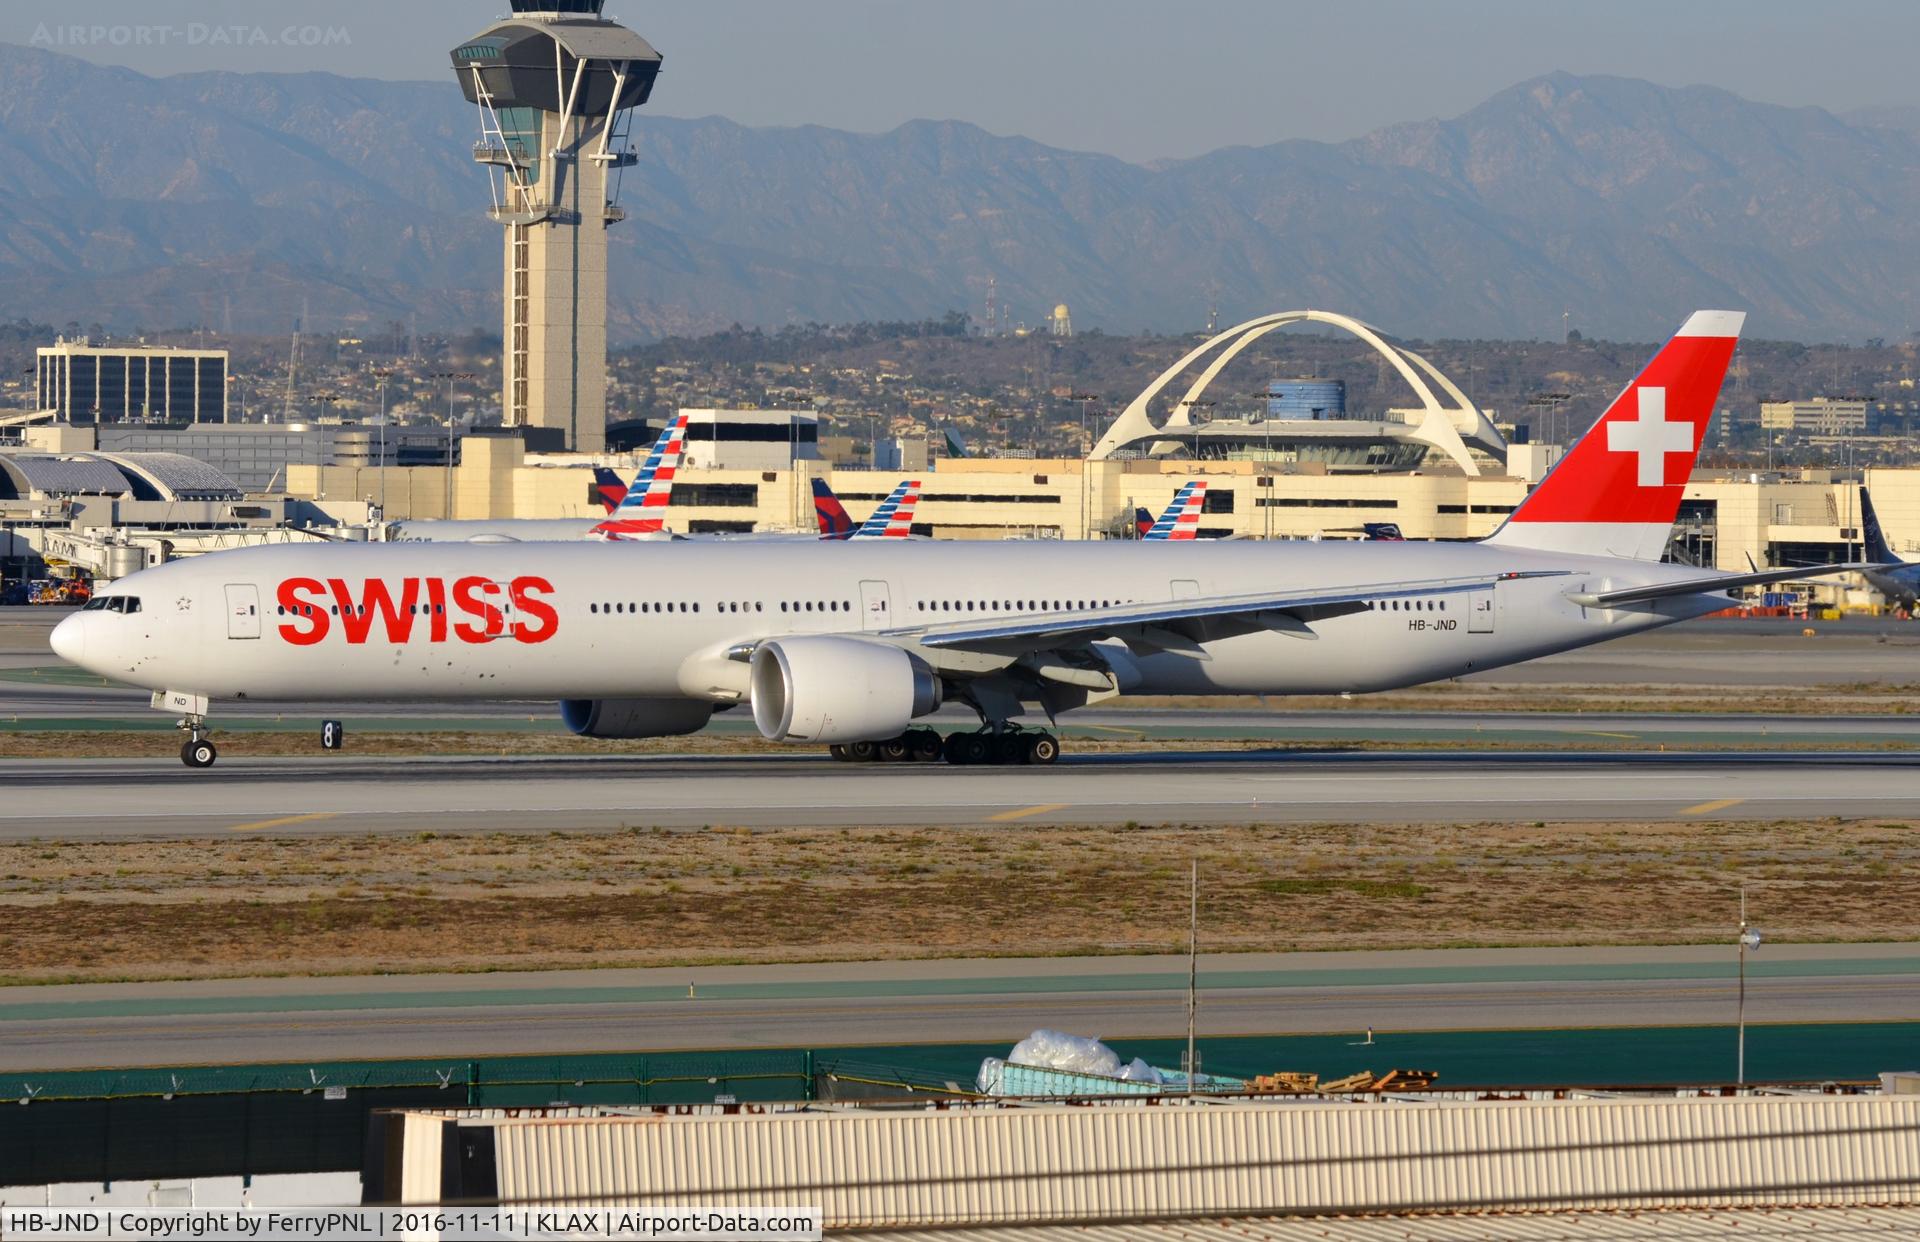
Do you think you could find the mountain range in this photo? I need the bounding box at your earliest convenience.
[2,42,1918,343]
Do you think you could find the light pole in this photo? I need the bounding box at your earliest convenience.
[1069,393,1101,539]
[1737,885,1763,1085]
[372,368,394,519]
[1186,856,1199,1096]
[429,371,477,518]
[1527,392,1571,448]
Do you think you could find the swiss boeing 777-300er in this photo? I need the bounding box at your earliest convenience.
[50,311,1875,768]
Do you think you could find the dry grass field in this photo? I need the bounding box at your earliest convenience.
[3,816,1915,984]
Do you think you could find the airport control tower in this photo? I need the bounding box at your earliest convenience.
[452,1,661,453]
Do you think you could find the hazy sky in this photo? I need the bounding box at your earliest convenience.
[17,0,1920,162]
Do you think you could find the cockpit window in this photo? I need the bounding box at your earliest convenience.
[81,596,141,614]
[118,597,141,614]
[82,596,110,611]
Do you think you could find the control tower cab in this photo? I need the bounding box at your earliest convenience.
[452,0,662,453]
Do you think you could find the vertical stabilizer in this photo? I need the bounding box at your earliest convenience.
[1485,310,1743,561]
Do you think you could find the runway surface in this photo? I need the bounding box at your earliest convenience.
[4,748,1919,838]
[2,944,1914,1071]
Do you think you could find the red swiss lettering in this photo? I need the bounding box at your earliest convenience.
[276,578,329,645]
[510,576,559,643]
[452,576,503,643]
[328,578,420,645]
[426,577,448,643]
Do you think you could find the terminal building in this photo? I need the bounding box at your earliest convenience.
[1761,397,1870,435]
[1090,311,1509,474]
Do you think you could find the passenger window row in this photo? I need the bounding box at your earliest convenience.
[1366,599,1446,612]
[916,599,1131,614]
[593,601,698,615]
[275,603,454,617]
[589,600,860,616]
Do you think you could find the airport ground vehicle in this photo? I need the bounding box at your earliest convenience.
[48,312,1875,768]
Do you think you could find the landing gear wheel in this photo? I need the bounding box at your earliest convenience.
[1025,733,1060,765]
[878,735,912,762]
[910,730,944,763]
[992,733,1029,765]
[181,738,217,769]
[847,739,877,763]
[957,733,993,765]
[828,743,852,762]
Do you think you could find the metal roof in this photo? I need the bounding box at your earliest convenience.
[0,451,242,501]
[94,451,243,500]
[853,1206,1920,1240]
[535,19,661,63]
[0,453,133,498]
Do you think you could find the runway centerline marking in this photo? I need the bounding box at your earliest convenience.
[1681,797,1746,816]
[228,812,338,833]
[987,803,1072,822]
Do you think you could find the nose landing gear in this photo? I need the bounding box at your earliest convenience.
[178,716,217,768]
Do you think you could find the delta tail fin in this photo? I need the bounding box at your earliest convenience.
[590,466,628,514]
[813,478,857,539]
[1485,310,1744,561]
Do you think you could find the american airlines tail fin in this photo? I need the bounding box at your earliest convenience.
[812,479,857,539]
[591,466,628,514]
[1143,481,1206,541]
[1860,486,1904,565]
[592,413,688,538]
[1485,310,1744,561]
[850,479,920,540]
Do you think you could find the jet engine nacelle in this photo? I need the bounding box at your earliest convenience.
[750,636,940,743]
[559,697,714,739]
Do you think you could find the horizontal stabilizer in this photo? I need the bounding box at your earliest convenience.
[1565,563,1879,609]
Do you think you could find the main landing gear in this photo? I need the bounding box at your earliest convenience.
[829,725,1060,766]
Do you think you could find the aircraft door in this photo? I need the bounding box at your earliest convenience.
[858,579,893,631]
[1467,587,1495,633]
[224,584,261,640]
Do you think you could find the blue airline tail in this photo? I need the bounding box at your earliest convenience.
[1861,487,1903,565]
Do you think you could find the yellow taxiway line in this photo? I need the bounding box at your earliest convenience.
[987,803,1071,823]
[228,812,339,833]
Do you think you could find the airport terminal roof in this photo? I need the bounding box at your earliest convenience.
[0,450,243,502]
[0,453,130,498]
[96,451,244,501]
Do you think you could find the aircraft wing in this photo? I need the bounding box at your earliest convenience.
[1564,563,1882,609]
[896,570,1569,658]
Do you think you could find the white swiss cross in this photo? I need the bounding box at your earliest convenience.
[1606,386,1693,488]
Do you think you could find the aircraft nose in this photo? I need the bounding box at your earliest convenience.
[49,613,86,665]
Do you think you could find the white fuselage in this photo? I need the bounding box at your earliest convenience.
[51,539,1723,715]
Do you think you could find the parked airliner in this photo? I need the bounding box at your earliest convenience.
[51,311,1869,768]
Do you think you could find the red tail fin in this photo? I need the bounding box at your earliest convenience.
[1486,310,1743,561]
